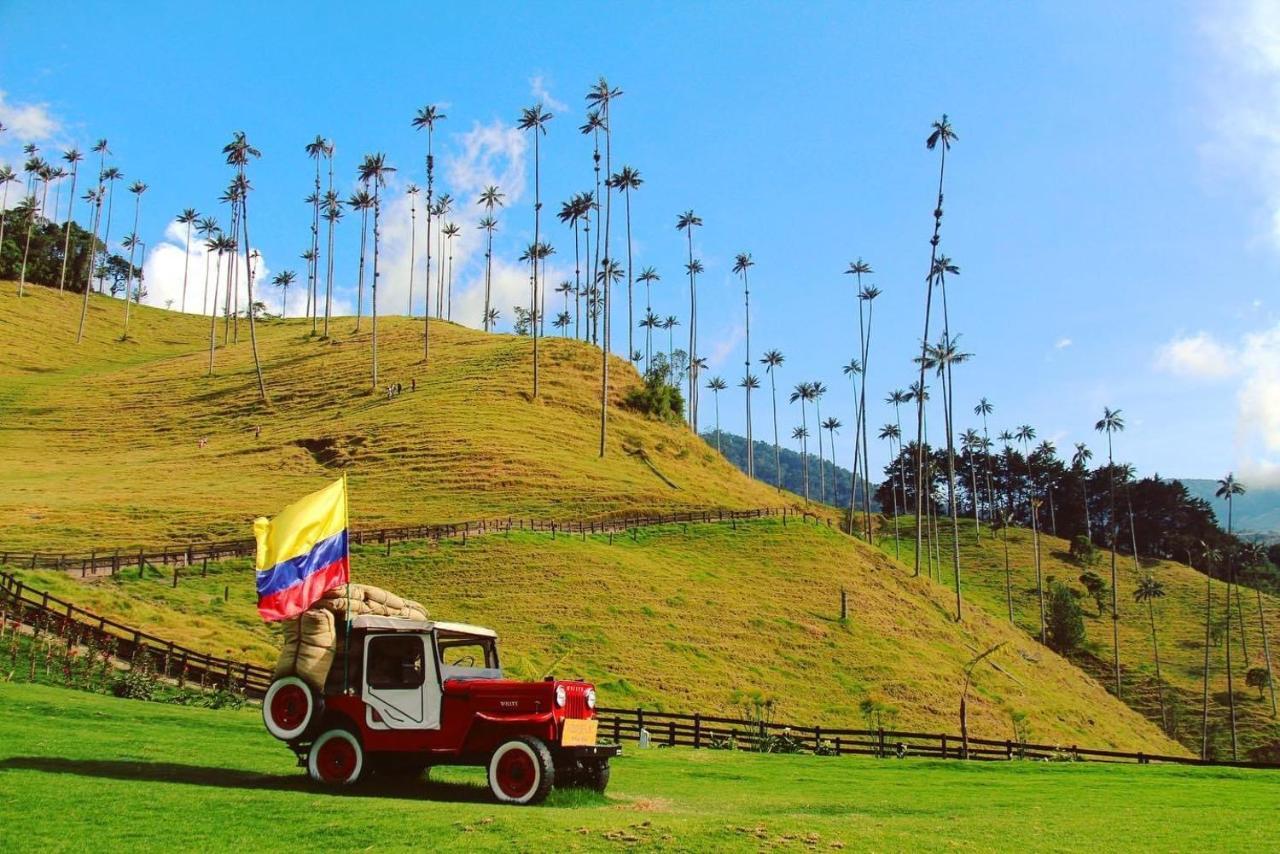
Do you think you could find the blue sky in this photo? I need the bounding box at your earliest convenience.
[2,0,1279,483]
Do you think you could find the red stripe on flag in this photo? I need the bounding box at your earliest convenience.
[257,556,350,622]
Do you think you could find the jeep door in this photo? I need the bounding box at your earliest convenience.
[362,633,442,730]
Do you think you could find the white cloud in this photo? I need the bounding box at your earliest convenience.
[141,219,275,317]
[443,120,528,209]
[1054,337,1072,350]
[1155,331,1238,380]
[1199,0,1280,249]
[0,90,61,142]
[1157,322,1280,484]
[529,75,569,113]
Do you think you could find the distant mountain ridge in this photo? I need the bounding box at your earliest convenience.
[702,430,876,510]
[1179,479,1280,538]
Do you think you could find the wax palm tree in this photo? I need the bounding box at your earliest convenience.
[636,266,661,362]
[879,422,902,555]
[791,426,810,481]
[790,381,817,502]
[555,280,574,317]
[56,149,83,292]
[75,186,105,342]
[812,381,830,502]
[608,166,643,360]
[406,184,419,315]
[598,257,624,456]
[1015,423,1046,640]
[823,417,843,504]
[842,358,864,529]
[322,192,342,337]
[973,397,996,523]
[1095,406,1125,697]
[118,181,147,338]
[761,350,785,490]
[1036,439,1059,536]
[1216,474,1250,663]
[1134,575,1169,732]
[557,192,585,338]
[1072,442,1094,540]
[434,193,453,319]
[733,252,757,477]
[196,216,218,314]
[442,221,461,320]
[165,207,197,313]
[0,166,17,268]
[359,154,395,389]
[961,428,984,541]
[923,334,972,620]
[857,285,882,537]
[305,135,327,329]
[205,231,227,372]
[222,131,267,401]
[273,270,296,316]
[484,307,500,329]
[915,115,957,577]
[844,260,874,533]
[412,105,446,361]
[96,165,123,294]
[478,213,499,330]
[706,376,728,451]
[579,110,605,295]
[664,315,680,374]
[553,310,570,336]
[348,188,373,331]
[677,210,703,425]
[514,104,552,390]
[17,156,47,296]
[587,78,622,344]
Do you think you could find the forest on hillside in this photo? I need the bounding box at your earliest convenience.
[704,431,873,511]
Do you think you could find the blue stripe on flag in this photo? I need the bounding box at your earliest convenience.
[255,529,348,598]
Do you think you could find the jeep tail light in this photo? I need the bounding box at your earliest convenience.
[555,685,567,708]
[585,688,596,710]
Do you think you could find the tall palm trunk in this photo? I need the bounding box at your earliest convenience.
[423,130,435,363]
[17,187,40,297]
[201,238,212,314]
[1106,440,1121,698]
[1147,597,1166,732]
[800,400,810,503]
[371,181,381,389]
[97,179,117,294]
[623,184,634,361]
[1026,441,1045,643]
[208,247,223,375]
[599,103,615,456]
[238,182,267,401]
[1201,563,1212,759]
[1225,570,1238,760]
[1001,521,1013,621]
[324,149,336,338]
[121,193,142,338]
[860,290,875,541]
[58,159,79,291]
[942,366,962,619]
[968,451,981,541]
[408,196,416,316]
[354,202,368,331]
[742,267,753,478]
[1255,587,1277,717]
[484,220,495,331]
[310,158,321,334]
[815,397,826,503]
[76,191,105,343]
[180,217,193,312]
[889,436,901,558]
[533,130,542,400]
[769,371,781,491]
[685,227,696,426]
[915,142,947,577]
[572,218,581,339]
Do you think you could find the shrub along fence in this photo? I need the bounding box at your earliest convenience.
[0,506,839,580]
[0,570,273,697]
[593,707,1280,769]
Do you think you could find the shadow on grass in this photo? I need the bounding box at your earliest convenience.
[0,756,494,803]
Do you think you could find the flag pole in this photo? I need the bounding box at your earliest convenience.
[343,471,351,695]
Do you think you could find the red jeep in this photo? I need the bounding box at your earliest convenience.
[262,616,619,804]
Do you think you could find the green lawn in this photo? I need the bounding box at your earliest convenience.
[1,683,1276,852]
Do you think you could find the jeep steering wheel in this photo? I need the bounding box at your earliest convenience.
[450,655,475,668]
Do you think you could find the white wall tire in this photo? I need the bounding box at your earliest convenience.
[308,729,364,786]
[263,676,317,741]
[488,737,554,805]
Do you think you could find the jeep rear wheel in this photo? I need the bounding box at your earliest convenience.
[263,676,318,741]
[488,737,554,805]
[308,729,364,786]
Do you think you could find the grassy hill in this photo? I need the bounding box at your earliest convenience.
[703,429,875,511]
[0,286,784,551]
[883,519,1280,759]
[5,684,1277,852]
[0,284,1184,753]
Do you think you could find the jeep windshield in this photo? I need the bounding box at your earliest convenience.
[437,632,502,681]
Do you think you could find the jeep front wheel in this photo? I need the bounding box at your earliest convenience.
[581,758,611,793]
[488,737,554,805]
[308,729,364,786]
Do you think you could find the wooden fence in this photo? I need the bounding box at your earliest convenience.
[0,570,273,697]
[593,707,1280,770]
[0,506,827,580]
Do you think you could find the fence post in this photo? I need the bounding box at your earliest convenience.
[614,716,621,742]
[879,727,886,758]
[941,734,947,759]
[668,721,675,746]
[1006,739,1013,760]
[224,585,229,602]
[693,713,702,749]
[138,550,144,577]
[815,725,822,752]
[835,736,842,757]
[202,558,208,578]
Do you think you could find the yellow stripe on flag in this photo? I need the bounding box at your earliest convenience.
[253,477,348,571]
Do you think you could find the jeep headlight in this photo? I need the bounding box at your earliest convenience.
[555,685,567,707]
[585,688,597,710]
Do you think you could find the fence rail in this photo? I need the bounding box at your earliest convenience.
[0,570,274,697]
[592,707,1280,770]
[0,506,825,579]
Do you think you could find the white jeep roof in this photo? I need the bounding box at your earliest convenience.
[351,615,497,639]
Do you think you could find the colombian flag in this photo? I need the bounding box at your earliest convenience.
[253,476,350,621]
